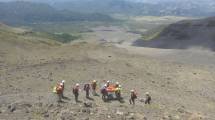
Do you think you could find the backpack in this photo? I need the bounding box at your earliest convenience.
[73,88,78,94]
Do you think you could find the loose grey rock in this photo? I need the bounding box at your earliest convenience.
[84,102,93,108]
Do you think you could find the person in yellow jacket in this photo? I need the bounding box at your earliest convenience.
[91,80,97,96]
[115,85,122,100]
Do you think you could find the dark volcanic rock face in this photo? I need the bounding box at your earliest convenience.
[134,17,215,51]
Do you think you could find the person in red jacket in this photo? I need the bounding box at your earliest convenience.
[129,90,137,105]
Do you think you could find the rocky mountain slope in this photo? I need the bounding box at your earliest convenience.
[134,17,215,51]
[0,24,215,120]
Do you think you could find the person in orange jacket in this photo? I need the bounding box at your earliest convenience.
[56,83,63,102]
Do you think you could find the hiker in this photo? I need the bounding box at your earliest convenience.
[106,80,110,87]
[91,80,97,96]
[61,80,65,97]
[73,83,80,103]
[101,84,108,101]
[84,83,90,98]
[145,92,151,104]
[115,82,119,88]
[115,85,122,100]
[54,83,63,102]
[129,90,137,105]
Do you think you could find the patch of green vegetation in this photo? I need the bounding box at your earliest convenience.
[51,33,81,43]
[142,31,161,41]
[0,25,60,47]
[141,25,166,41]
[25,21,119,33]
[29,31,81,43]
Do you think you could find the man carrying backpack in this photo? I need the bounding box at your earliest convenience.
[145,92,151,104]
[73,83,80,103]
[129,89,137,105]
[55,83,63,102]
[84,83,90,98]
[101,84,108,101]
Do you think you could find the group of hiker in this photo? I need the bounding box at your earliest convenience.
[53,80,151,105]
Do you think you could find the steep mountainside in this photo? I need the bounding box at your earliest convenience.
[134,17,215,50]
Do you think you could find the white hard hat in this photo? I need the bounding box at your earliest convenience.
[76,83,80,86]
[107,80,110,83]
[62,80,65,83]
[116,82,119,85]
[118,85,122,88]
[104,84,107,87]
[131,89,134,92]
[146,92,149,95]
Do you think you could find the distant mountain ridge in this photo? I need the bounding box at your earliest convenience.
[50,0,215,17]
[0,1,114,25]
[0,0,214,17]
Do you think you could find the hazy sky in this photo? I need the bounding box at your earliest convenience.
[0,0,209,3]
[1,0,142,1]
